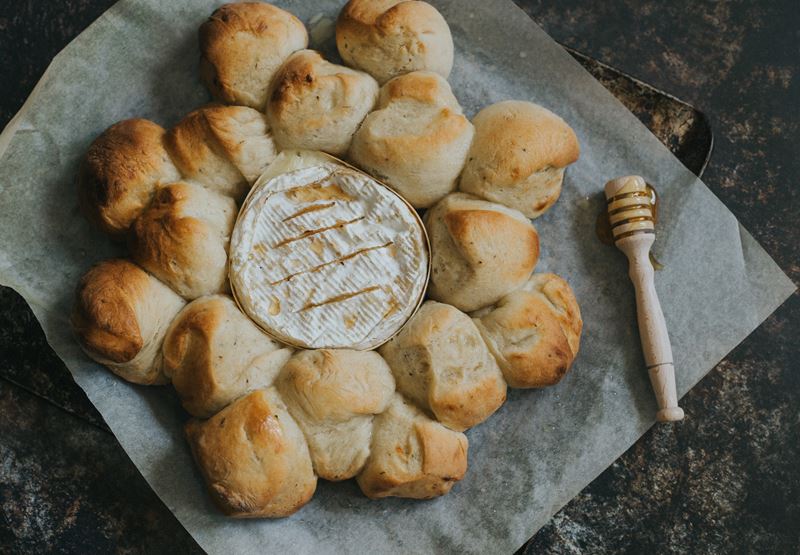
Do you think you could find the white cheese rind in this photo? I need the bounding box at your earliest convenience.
[229,156,429,349]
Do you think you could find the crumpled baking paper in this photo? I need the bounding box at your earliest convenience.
[0,0,794,553]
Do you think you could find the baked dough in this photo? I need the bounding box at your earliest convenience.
[348,71,474,208]
[199,2,308,109]
[162,295,292,418]
[357,394,468,499]
[72,2,587,516]
[425,193,539,312]
[277,349,395,481]
[71,259,185,384]
[266,50,379,156]
[129,182,236,299]
[336,0,454,84]
[77,119,180,237]
[185,389,317,518]
[165,104,278,200]
[473,273,582,388]
[379,300,506,432]
[459,100,580,218]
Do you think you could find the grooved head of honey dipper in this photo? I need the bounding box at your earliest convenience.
[604,175,655,240]
[604,175,647,200]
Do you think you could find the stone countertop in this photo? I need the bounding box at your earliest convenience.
[0,1,797,553]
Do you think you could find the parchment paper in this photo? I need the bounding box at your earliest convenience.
[0,1,794,553]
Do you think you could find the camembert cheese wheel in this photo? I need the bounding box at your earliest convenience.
[229,151,429,350]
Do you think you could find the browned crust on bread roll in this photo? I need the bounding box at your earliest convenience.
[71,259,185,385]
[163,295,291,418]
[380,69,447,104]
[473,273,582,388]
[129,182,235,299]
[278,350,394,420]
[468,101,579,178]
[164,106,244,198]
[199,2,308,109]
[266,50,379,156]
[71,259,148,363]
[77,119,179,237]
[347,71,473,208]
[379,301,507,432]
[356,395,468,499]
[185,389,317,518]
[526,273,582,356]
[426,193,540,312]
[165,104,277,198]
[202,105,277,183]
[336,0,454,84]
[276,349,394,481]
[459,100,580,218]
[165,107,235,180]
[163,296,225,414]
[443,209,539,280]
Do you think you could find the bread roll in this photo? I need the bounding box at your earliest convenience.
[379,301,506,432]
[199,2,308,109]
[356,394,468,499]
[459,100,580,218]
[277,349,395,481]
[425,193,539,312]
[71,259,185,385]
[165,104,278,199]
[185,389,317,518]
[336,0,454,84]
[348,71,474,208]
[77,119,180,237]
[472,273,582,388]
[266,50,379,156]
[249,149,333,191]
[162,295,293,418]
[129,182,236,299]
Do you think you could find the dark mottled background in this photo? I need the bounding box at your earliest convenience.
[0,1,797,553]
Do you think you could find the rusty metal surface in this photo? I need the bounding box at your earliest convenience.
[567,46,713,177]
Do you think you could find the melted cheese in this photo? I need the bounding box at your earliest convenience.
[229,152,429,349]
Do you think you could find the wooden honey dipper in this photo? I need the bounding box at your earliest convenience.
[605,175,684,422]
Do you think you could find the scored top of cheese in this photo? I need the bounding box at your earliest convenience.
[229,150,430,350]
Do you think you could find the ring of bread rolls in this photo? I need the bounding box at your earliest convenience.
[71,1,582,518]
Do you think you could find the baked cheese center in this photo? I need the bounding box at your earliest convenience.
[229,157,429,349]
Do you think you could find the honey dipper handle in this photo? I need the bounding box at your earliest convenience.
[618,234,684,422]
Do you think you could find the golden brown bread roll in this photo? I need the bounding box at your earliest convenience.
[77,119,180,237]
[472,273,582,388]
[336,0,454,84]
[71,259,186,385]
[276,349,395,481]
[356,394,468,499]
[129,182,236,300]
[266,50,379,156]
[425,193,540,312]
[459,100,580,218]
[165,104,278,199]
[199,2,308,109]
[162,295,293,418]
[379,300,506,432]
[348,71,474,208]
[185,389,317,518]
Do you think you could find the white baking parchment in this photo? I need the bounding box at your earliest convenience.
[0,0,794,553]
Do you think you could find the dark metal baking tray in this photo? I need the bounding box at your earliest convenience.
[0,48,714,433]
